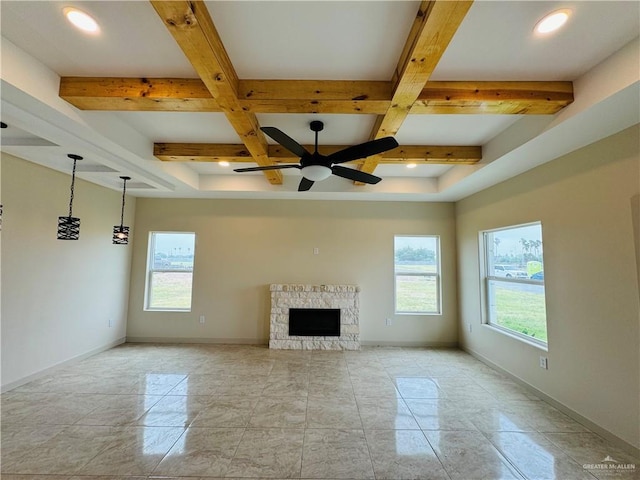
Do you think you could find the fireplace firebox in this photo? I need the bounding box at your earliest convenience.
[289,308,341,336]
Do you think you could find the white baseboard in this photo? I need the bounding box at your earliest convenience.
[1,337,126,393]
[126,336,268,345]
[361,340,458,348]
[126,337,458,349]
[463,345,640,459]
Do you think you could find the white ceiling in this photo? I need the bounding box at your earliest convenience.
[1,1,639,201]
[208,1,421,81]
[430,1,640,80]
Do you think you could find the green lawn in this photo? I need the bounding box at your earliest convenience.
[395,264,438,274]
[149,272,193,309]
[492,285,547,342]
[396,275,439,313]
[395,263,439,313]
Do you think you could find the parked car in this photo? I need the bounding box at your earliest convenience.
[494,265,528,278]
[531,271,544,281]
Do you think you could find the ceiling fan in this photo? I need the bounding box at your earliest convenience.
[233,121,399,191]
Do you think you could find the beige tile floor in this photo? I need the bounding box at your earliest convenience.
[1,344,638,480]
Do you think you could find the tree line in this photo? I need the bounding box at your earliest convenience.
[395,246,436,263]
[493,238,543,263]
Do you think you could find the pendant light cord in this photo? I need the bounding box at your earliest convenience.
[68,158,78,218]
[119,177,127,228]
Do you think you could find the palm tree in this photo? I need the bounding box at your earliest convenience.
[494,237,501,258]
[532,240,542,258]
[520,238,531,261]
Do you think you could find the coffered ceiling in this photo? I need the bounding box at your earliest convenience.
[1,1,638,201]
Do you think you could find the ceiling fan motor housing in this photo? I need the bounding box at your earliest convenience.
[299,149,334,180]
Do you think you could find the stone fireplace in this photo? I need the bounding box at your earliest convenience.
[269,284,360,350]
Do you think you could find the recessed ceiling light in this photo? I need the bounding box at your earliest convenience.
[535,9,571,35]
[406,163,417,169]
[218,161,230,167]
[63,7,100,34]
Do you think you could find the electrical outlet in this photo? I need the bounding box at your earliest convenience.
[468,323,473,333]
[539,356,548,369]
[108,318,113,328]
[313,247,319,255]
[385,318,392,326]
[199,315,205,325]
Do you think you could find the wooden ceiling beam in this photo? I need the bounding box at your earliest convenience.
[59,77,393,114]
[412,81,574,114]
[59,77,220,112]
[60,77,573,115]
[154,143,482,165]
[238,80,391,114]
[360,0,474,178]
[150,0,281,184]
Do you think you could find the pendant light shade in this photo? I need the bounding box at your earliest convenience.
[57,154,82,240]
[112,176,131,245]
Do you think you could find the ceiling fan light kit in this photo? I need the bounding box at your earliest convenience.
[234,121,398,191]
[301,165,332,182]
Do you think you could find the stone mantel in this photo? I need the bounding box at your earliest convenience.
[270,284,360,293]
[269,284,360,350]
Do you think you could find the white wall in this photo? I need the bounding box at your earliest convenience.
[127,199,458,346]
[456,125,640,449]
[1,153,135,390]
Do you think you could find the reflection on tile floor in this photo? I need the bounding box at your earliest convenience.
[1,344,638,479]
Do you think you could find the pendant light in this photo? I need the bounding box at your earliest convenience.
[57,154,82,240]
[112,176,131,245]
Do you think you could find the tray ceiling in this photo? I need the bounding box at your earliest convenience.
[1,0,638,200]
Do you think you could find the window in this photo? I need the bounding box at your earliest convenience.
[145,232,196,311]
[482,223,547,345]
[394,236,441,314]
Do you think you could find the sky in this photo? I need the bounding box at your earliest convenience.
[395,235,438,251]
[489,224,543,257]
[153,233,195,256]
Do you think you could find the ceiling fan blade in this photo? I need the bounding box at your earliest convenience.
[298,177,314,191]
[234,164,300,172]
[331,165,382,184]
[327,137,399,165]
[261,127,309,158]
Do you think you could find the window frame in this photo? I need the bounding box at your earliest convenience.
[480,222,547,347]
[144,231,196,312]
[394,235,442,315]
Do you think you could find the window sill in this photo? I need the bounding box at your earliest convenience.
[144,308,192,313]
[482,323,548,352]
[395,312,442,316]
